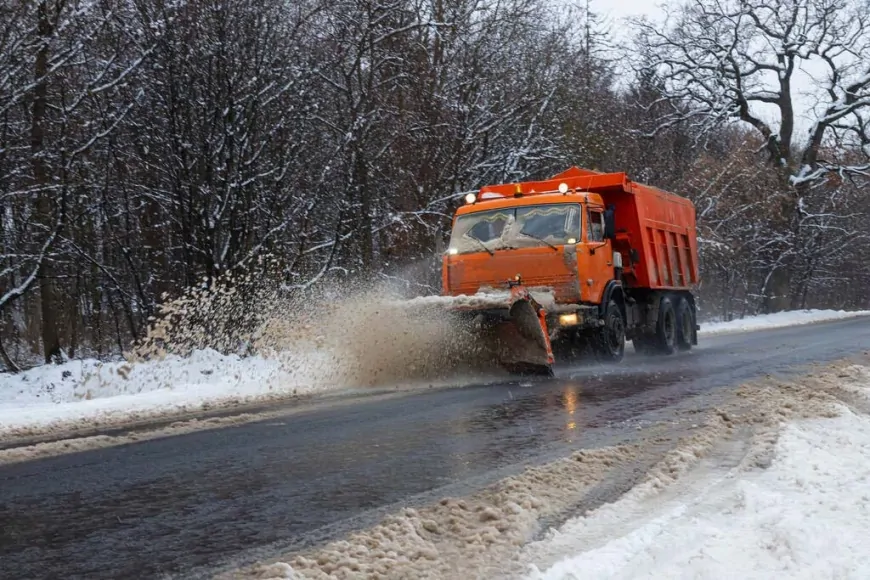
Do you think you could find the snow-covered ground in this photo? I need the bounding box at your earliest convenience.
[700,308,870,336]
[0,349,332,438]
[523,370,870,580]
[1,308,867,439]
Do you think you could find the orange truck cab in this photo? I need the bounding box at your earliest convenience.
[442,167,700,367]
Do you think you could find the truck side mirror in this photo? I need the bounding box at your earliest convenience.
[604,208,616,240]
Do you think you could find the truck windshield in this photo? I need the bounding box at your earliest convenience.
[449,204,581,255]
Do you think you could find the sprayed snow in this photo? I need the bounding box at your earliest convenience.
[701,308,870,336]
[523,368,870,580]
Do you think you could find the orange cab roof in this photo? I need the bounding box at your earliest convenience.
[454,167,624,216]
[478,167,628,198]
[454,191,604,216]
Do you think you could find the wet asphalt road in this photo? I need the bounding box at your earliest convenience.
[1,317,869,580]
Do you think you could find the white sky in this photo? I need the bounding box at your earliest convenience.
[589,0,832,141]
[597,0,664,20]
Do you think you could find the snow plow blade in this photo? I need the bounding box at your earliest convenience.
[449,285,555,376]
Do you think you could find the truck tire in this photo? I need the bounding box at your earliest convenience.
[676,297,694,351]
[594,300,625,362]
[655,296,677,355]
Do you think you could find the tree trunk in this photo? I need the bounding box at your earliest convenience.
[0,335,20,373]
[354,154,374,272]
[32,0,62,364]
[762,267,790,313]
[761,175,801,314]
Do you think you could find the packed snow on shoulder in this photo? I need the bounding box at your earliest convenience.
[522,371,870,580]
[701,308,870,336]
[0,349,333,438]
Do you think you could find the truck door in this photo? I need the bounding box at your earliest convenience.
[583,208,612,304]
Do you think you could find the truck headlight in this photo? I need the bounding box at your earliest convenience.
[448,248,459,255]
[559,313,578,326]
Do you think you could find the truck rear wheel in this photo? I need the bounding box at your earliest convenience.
[676,297,694,351]
[655,296,677,355]
[594,300,625,362]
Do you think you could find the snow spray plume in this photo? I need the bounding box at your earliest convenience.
[128,255,286,362]
[129,258,501,388]
[250,278,503,387]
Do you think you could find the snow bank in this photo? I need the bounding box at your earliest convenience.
[227,445,637,580]
[524,369,870,580]
[0,349,331,439]
[700,308,870,336]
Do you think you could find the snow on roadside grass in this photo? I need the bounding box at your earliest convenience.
[523,367,870,580]
[700,308,870,336]
[0,349,332,439]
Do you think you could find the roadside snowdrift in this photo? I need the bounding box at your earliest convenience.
[700,308,870,336]
[523,365,870,580]
[0,349,331,439]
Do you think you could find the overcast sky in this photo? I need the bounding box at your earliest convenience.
[598,0,664,20]
[589,0,829,139]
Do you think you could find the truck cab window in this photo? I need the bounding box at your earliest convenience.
[589,211,604,242]
[566,206,580,238]
[469,215,507,242]
[449,204,582,254]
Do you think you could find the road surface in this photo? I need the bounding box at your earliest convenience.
[1,317,869,580]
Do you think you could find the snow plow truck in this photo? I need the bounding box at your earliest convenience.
[441,166,700,376]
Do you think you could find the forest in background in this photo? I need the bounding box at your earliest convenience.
[2,0,869,370]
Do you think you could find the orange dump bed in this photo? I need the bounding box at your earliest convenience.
[562,168,698,291]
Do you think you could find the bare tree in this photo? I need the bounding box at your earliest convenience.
[1,0,153,364]
[631,0,870,310]
[633,0,870,181]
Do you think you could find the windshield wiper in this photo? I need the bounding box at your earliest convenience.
[469,236,495,256]
[519,231,559,252]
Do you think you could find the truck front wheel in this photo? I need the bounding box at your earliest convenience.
[594,300,625,362]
